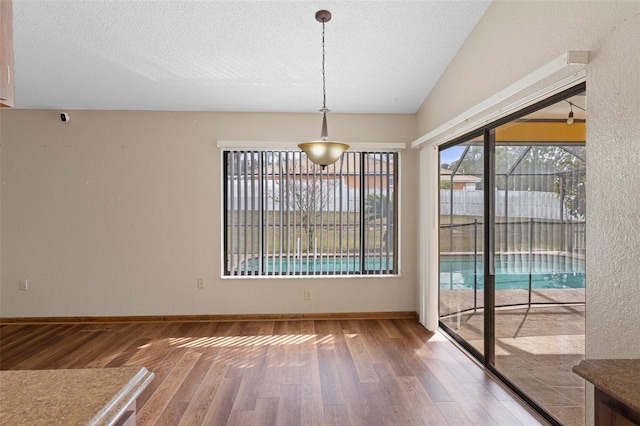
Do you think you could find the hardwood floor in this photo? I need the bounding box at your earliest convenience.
[0,319,545,425]
[440,302,586,426]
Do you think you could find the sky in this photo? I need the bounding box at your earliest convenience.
[439,145,465,166]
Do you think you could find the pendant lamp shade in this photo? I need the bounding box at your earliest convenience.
[298,141,350,168]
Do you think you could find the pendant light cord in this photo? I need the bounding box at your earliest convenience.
[298,10,349,169]
[321,19,328,113]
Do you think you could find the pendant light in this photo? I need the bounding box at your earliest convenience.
[567,101,575,125]
[298,10,349,169]
[565,99,587,125]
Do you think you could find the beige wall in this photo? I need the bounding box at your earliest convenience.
[0,110,418,317]
[586,9,640,359]
[0,110,2,285]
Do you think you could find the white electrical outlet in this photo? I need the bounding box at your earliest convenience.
[197,278,205,289]
[19,280,28,291]
[304,289,312,300]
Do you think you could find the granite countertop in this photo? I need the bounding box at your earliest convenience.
[572,359,640,414]
[0,367,154,426]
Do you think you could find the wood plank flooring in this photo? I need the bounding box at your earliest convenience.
[0,319,545,425]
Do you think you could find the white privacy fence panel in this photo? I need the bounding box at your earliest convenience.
[226,178,393,212]
[497,190,561,219]
[440,189,579,220]
[440,189,484,217]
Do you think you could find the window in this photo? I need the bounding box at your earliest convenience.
[223,150,398,276]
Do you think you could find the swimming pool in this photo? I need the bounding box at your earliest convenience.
[440,254,585,290]
[241,256,394,274]
[239,254,585,288]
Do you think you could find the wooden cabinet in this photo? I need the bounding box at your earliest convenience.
[595,388,640,426]
[0,0,15,107]
[573,360,640,426]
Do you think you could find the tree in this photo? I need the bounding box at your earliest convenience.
[270,177,337,253]
[440,180,452,190]
[552,149,586,219]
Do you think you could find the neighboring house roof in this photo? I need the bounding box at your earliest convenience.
[439,168,482,183]
[264,154,395,176]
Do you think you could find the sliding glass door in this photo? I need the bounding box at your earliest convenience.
[438,85,586,426]
[439,135,485,357]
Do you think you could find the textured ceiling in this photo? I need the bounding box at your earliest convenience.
[12,1,490,113]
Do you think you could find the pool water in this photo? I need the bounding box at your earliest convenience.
[242,257,394,274]
[440,255,585,290]
[240,254,584,288]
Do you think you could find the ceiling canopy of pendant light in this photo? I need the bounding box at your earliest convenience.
[298,10,349,169]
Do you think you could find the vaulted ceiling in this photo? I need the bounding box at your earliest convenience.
[12,1,490,113]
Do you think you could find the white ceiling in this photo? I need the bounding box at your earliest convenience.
[12,0,490,114]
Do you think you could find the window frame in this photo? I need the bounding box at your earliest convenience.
[220,146,402,279]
